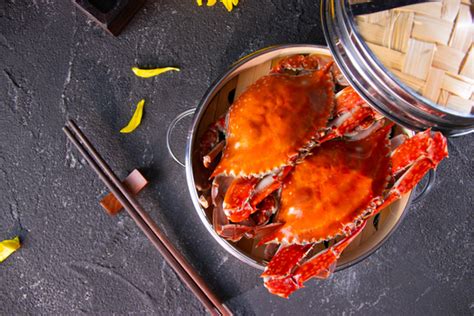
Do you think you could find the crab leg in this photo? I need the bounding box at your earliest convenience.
[390,134,408,151]
[223,166,293,223]
[201,117,226,167]
[262,244,313,279]
[391,129,448,175]
[213,202,254,242]
[262,222,367,298]
[377,130,448,212]
[322,87,382,143]
[203,140,225,168]
[212,176,256,242]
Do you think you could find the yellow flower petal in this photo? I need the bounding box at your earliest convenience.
[221,0,232,11]
[120,99,145,134]
[197,0,237,11]
[0,236,20,263]
[131,67,180,79]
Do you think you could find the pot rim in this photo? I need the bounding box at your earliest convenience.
[185,44,413,271]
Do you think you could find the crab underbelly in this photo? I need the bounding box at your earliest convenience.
[271,125,392,244]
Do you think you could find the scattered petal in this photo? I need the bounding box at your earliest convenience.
[120,99,145,134]
[197,0,238,11]
[131,67,180,79]
[221,0,233,11]
[0,236,20,263]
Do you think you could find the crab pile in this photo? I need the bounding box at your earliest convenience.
[197,54,448,298]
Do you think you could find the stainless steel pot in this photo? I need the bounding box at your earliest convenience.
[168,45,433,271]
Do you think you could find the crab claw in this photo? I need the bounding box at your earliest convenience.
[223,177,260,222]
[212,176,255,242]
[261,244,313,298]
[263,275,302,298]
[251,195,278,226]
[292,222,366,283]
[391,129,448,175]
[213,176,283,242]
[249,166,293,208]
[223,166,293,223]
[323,87,382,142]
[377,129,448,212]
[244,195,280,239]
[262,222,366,298]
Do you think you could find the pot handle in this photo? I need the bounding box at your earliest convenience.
[166,108,196,168]
[412,169,436,203]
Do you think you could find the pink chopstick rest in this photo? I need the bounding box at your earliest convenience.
[100,169,148,216]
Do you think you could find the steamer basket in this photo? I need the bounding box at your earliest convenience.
[170,45,417,270]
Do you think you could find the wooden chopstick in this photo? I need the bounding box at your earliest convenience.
[63,120,232,316]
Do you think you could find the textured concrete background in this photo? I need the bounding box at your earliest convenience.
[0,1,472,315]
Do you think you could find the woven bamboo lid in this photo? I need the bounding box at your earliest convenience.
[355,0,473,115]
[321,0,474,135]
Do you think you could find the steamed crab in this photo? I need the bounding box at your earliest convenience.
[198,54,449,297]
[202,55,383,239]
[259,124,447,297]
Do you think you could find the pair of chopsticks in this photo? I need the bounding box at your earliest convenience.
[63,120,231,316]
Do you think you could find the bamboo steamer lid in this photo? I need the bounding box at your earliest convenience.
[356,0,473,114]
[321,0,474,136]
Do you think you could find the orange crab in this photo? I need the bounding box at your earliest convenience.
[258,124,448,297]
[203,56,382,240]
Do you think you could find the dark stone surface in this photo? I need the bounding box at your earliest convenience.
[0,1,472,315]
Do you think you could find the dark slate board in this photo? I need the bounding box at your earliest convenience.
[0,1,472,315]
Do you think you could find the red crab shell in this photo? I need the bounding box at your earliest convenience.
[211,58,335,177]
[261,123,392,245]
